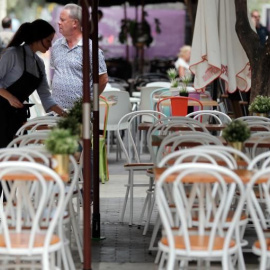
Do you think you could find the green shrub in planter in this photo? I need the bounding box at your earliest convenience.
[57,116,81,136]
[248,95,270,114]
[222,120,250,142]
[45,128,79,155]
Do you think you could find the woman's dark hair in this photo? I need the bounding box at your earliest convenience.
[7,19,55,47]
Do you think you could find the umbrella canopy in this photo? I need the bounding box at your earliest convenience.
[189,0,251,93]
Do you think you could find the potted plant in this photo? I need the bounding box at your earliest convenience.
[59,97,86,137]
[57,116,81,136]
[179,75,192,97]
[222,120,251,157]
[248,95,270,117]
[167,68,179,95]
[45,128,79,176]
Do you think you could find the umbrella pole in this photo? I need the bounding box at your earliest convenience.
[81,0,92,269]
[91,0,105,241]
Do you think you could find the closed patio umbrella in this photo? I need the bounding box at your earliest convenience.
[189,0,252,93]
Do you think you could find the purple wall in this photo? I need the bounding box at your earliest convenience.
[51,6,186,60]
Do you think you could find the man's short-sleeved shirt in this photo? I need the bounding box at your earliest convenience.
[51,37,107,110]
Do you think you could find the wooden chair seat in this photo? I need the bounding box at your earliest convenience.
[254,238,270,250]
[124,163,153,168]
[0,233,60,248]
[161,235,236,251]
[192,211,247,222]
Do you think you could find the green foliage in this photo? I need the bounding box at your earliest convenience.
[181,75,192,86]
[170,79,179,88]
[57,116,81,136]
[68,98,83,123]
[248,95,270,113]
[45,128,79,155]
[167,68,177,80]
[222,120,251,142]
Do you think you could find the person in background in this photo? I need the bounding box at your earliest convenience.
[251,9,269,45]
[174,45,191,78]
[51,3,108,110]
[0,19,65,148]
[0,16,14,51]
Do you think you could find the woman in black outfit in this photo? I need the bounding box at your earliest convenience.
[0,19,65,148]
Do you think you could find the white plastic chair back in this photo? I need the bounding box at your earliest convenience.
[101,91,132,131]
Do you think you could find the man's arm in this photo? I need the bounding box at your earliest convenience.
[99,73,108,95]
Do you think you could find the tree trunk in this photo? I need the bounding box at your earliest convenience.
[234,0,270,102]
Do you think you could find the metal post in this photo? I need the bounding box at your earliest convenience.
[81,0,92,269]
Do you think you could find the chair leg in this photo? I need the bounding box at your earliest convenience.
[143,193,156,235]
[138,177,155,232]
[149,214,161,251]
[120,170,131,223]
[69,202,83,263]
[129,170,134,226]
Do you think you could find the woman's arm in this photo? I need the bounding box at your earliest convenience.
[178,66,186,78]
[0,88,23,108]
[98,73,108,95]
[48,104,66,116]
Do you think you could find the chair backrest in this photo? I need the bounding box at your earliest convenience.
[16,118,59,136]
[7,132,49,148]
[248,150,270,170]
[99,96,109,137]
[149,87,170,111]
[139,86,164,111]
[156,131,223,164]
[196,145,251,168]
[0,161,65,252]
[158,147,237,169]
[156,163,245,256]
[116,110,166,164]
[186,110,232,124]
[157,96,203,117]
[147,116,210,164]
[246,167,270,269]
[246,131,270,159]
[237,116,270,123]
[101,91,132,130]
[0,147,51,166]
